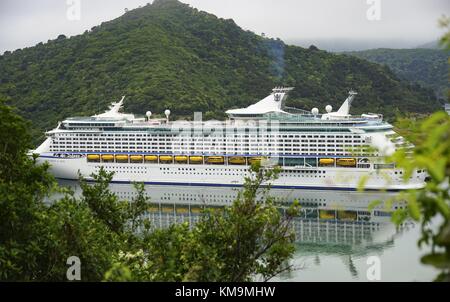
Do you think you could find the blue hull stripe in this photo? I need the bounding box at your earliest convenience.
[56,177,401,192]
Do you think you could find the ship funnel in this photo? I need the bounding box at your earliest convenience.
[336,90,357,116]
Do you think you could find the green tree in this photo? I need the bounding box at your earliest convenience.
[389,112,450,281]
[370,16,450,282]
[105,163,300,281]
[36,193,123,281]
[0,99,55,280]
[188,163,300,282]
[79,170,130,234]
[0,100,152,281]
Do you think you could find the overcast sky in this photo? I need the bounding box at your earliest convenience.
[0,0,449,53]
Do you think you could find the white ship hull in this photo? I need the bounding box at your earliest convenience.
[37,153,426,192]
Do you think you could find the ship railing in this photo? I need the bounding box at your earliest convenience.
[266,114,382,124]
[283,106,314,115]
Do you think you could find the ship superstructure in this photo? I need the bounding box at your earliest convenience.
[34,88,426,191]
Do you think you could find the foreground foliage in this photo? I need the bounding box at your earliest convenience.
[105,164,300,282]
[389,112,450,281]
[387,20,450,281]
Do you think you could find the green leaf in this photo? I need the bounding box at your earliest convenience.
[368,200,382,212]
[421,253,450,269]
[407,198,421,221]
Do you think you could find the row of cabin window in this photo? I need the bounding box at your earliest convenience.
[55,133,362,139]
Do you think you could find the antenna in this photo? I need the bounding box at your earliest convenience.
[347,90,357,108]
[165,109,171,122]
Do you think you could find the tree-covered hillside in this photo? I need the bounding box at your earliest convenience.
[345,48,449,99]
[0,0,441,144]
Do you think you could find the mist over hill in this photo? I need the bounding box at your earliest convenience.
[345,48,449,99]
[286,38,427,52]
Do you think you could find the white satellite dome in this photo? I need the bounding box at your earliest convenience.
[325,105,332,113]
[311,108,319,115]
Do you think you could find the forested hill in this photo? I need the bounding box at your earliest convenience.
[345,48,449,99]
[0,0,441,144]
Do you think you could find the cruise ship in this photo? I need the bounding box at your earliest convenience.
[34,87,426,191]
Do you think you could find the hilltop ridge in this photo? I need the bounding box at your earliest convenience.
[0,0,440,143]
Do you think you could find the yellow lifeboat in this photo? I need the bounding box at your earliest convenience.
[115,155,129,162]
[144,155,158,162]
[101,154,114,161]
[319,158,335,165]
[175,155,188,163]
[130,155,143,162]
[228,156,246,165]
[87,154,100,161]
[161,206,174,213]
[337,158,356,167]
[248,157,264,165]
[319,210,336,220]
[159,155,173,162]
[206,156,224,164]
[176,207,189,214]
[189,156,203,164]
[191,207,202,214]
[337,210,357,221]
[148,206,159,213]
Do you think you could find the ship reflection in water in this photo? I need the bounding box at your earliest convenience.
[57,180,438,281]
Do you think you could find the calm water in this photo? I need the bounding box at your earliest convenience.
[56,180,439,282]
